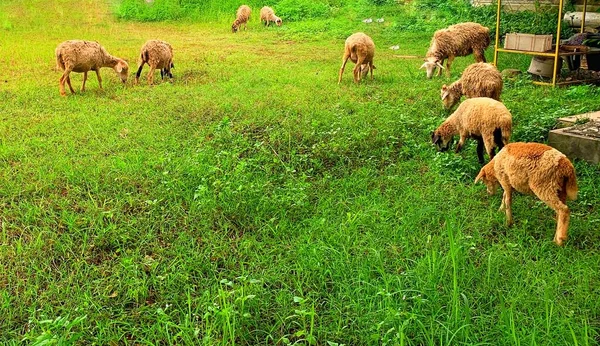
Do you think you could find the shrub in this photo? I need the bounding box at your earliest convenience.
[275,0,331,21]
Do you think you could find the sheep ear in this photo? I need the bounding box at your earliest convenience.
[441,84,448,90]
[474,170,485,184]
[431,132,440,144]
[441,91,449,100]
[419,62,428,70]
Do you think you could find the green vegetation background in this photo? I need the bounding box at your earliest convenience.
[0,0,599,344]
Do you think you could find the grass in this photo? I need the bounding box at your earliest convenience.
[1,0,600,344]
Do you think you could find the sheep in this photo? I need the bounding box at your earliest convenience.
[232,5,251,33]
[475,142,578,246]
[260,6,282,26]
[420,22,490,79]
[134,40,174,85]
[338,32,376,84]
[431,97,512,164]
[55,40,129,96]
[441,62,503,110]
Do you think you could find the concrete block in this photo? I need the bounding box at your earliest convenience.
[557,111,600,128]
[548,121,600,164]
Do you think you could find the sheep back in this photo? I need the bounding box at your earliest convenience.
[56,40,111,72]
[345,32,375,65]
[427,22,490,60]
[139,40,173,70]
[442,62,503,109]
[452,97,512,138]
[492,143,577,200]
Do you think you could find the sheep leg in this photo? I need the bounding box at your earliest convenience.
[475,137,485,164]
[483,136,496,161]
[501,186,513,226]
[535,188,570,246]
[445,56,454,77]
[81,71,88,92]
[475,49,487,63]
[354,57,365,83]
[436,59,444,77]
[66,75,75,94]
[95,70,103,90]
[338,55,350,84]
[147,67,156,85]
[369,62,374,81]
[135,64,145,85]
[455,135,466,153]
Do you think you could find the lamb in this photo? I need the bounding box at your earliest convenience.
[475,142,578,246]
[338,32,376,84]
[431,97,512,164]
[260,6,282,26]
[420,22,490,79]
[441,62,503,110]
[135,40,174,85]
[232,5,251,33]
[55,40,129,96]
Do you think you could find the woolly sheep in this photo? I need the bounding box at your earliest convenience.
[135,40,174,85]
[55,40,129,96]
[441,62,503,110]
[421,22,490,79]
[232,5,251,33]
[338,32,375,84]
[260,6,282,26]
[475,142,578,246]
[431,97,512,164]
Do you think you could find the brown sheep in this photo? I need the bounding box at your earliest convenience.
[260,6,282,26]
[135,40,174,85]
[55,40,129,96]
[421,22,490,78]
[432,97,512,164]
[338,32,376,84]
[441,62,503,110]
[232,5,251,33]
[475,142,578,246]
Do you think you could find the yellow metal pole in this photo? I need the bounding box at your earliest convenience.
[493,0,502,66]
[581,0,588,33]
[552,0,564,87]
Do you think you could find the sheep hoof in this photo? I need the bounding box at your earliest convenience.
[553,237,566,246]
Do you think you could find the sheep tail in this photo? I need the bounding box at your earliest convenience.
[56,52,65,71]
[564,171,578,201]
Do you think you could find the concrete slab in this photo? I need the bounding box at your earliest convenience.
[548,121,600,164]
[557,111,600,128]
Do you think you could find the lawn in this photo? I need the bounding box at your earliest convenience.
[0,0,599,344]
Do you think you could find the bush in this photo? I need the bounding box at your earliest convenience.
[116,0,184,21]
[275,0,330,21]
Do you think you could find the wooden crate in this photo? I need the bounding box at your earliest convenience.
[504,33,553,52]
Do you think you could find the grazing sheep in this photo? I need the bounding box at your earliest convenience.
[232,5,251,33]
[431,97,512,164]
[338,32,376,84]
[135,40,174,85]
[441,62,503,110]
[420,22,490,78]
[260,6,282,26]
[475,142,578,246]
[55,40,129,96]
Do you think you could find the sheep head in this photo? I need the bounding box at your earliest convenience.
[475,163,498,195]
[114,60,129,84]
[232,21,239,33]
[420,58,443,79]
[275,17,282,26]
[440,84,460,110]
[359,64,369,78]
[431,130,453,153]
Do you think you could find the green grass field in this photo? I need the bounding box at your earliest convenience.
[1,0,600,344]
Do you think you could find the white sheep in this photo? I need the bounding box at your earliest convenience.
[441,62,503,110]
[475,142,578,246]
[260,6,282,26]
[134,40,174,85]
[55,40,129,96]
[421,22,490,78]
[338,32,375,84]
[232,5,251,33]
[431,97,512,164]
